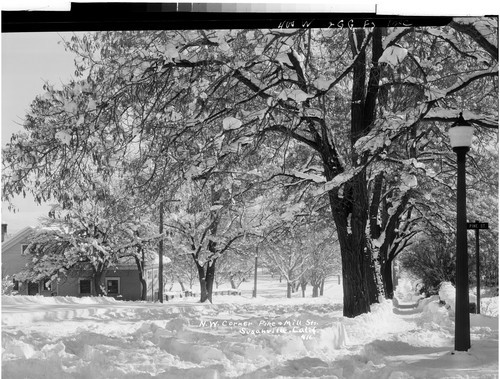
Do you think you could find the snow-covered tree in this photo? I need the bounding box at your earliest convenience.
[166,249,198,292]
[17,196,160,298]
[3,21,497,316]
[400,231,456,295]
[305,224,341,297]
[263,229,310,299]
[214,245,254,290]
[164,175,260,302]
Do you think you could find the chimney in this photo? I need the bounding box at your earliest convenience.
[2,224,7,243]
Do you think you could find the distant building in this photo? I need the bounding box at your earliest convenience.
[1,225,168,301]
[1,226,39,295]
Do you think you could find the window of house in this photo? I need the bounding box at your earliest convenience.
[106,277,120,296]
[12,279,19,291]
[79,279,92,295]
[28,281,39,295]
[21,244,29,255]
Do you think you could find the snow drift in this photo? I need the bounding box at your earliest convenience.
[2,277,498,378]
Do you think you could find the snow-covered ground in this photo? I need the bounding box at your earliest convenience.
[2,275,498,378]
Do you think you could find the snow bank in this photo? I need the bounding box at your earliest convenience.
[351,300,396,331]
[437,282,480,316]
[2,295,120,306]
[1,295,146,327]
[481,296,499,317]
[343,300,407,346]
[355,281,498,378]
[2,276,498,378]
[418,295,454,329]
[438,282,455,310]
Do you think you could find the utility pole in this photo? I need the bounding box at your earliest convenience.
[253,247,258,298]
[159,201,164,303]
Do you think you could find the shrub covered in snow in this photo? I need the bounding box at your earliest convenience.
[400,236,456,295]
[437,281,479,316]
[1,276,17,296]
[438,282,456,312]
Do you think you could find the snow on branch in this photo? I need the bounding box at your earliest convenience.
[290,170,326,184]
[450,18,498,60]
[382,27,412,49]
[260,124,319,151]
[277,88,313,104]
[232,69,272,100]
[424,108,498,129]
[115,233,166,254]
[354,126,392,155]
[222,117,243,131]
[445,64,498,97]
[313,168,361,197]
[424,27,488,63]
[365,66,498,144]
[379,45,408,67]
[286,48,307,92]
[421,65,498,103]
[311,34,373,97]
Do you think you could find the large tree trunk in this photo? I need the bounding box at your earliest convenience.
[197,268,209,302]
[327,190,371,316]
[328,172,372,317]
[197,271,209,302]
[230,277,237,289]
[134,256,148,301]
[368,172,386,302]
[312,285,319,298]
[178,280,186,292]
[315,27,384,318]
[339,242,371,316]
[259,27,384,318]
[205,261,216,303]
[378,193,412,299]
[301,280,307,298]
[365,245,380,303]
[320,278,325,296]
[382,258,395,299]
[286,282,292,298]
[92,264,105,296]
[336,26,385,313]
[194,258,216,303]
[194,258,209,302]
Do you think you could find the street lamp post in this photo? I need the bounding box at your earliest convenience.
[159,200,164,303]
[448,112,474,352]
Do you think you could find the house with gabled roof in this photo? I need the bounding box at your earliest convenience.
[1,225,42,295]
[1,224,168,301]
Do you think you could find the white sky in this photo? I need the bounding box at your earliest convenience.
[1,32,78,235]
